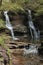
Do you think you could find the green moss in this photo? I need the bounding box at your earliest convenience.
[0,19,5,28]
[0,36,5,47]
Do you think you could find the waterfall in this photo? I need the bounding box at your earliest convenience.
[28,10,39,41]
[4,11,18,40]
[23,10,40,55]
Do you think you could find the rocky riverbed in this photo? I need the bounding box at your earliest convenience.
[0,27,43,65]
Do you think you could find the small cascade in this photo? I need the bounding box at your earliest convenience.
[24,44,38,55]
[4,11,18,40]
[23,10,40,55]
[28,10,39,41]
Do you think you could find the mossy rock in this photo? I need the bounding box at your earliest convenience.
[13,25,27,33]
[0,35,5,47]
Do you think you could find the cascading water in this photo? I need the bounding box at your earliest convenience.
[24,44,38,55]
[28,10,39,41]
[23,10,40,55]
[4,11,18,40]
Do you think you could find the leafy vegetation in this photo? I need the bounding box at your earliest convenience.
[0,36,5,46]
[0,0,43,16]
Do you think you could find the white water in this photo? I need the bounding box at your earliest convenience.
[28,10,39,40]
[24,44,38,55]
[4,11,18,40]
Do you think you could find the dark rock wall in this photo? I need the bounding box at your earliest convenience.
[1,10,43,40]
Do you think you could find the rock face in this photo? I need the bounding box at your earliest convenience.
[34,14,43,30]
[34,14,43,41]
[1,10,28,34]
[0,10,43,43]
[38,42,43,56]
